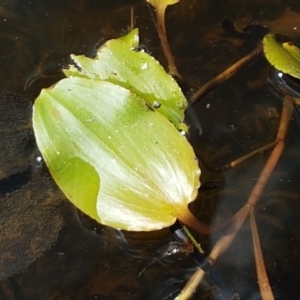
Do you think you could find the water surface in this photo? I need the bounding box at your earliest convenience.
[1,0,300,299]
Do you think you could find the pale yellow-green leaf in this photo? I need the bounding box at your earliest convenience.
[33,77,200,231]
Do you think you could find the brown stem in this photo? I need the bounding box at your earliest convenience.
[228,140,277,168]
[276,96,294,141]
[156,9,182,80]
[189,44,262,104]
[174,267,205,300]
[247,139,284,208]
[175,96,294,299]
[130,7,135,31]
[250,208,275,300]
[175,206,251,300]
[228,94,294,168]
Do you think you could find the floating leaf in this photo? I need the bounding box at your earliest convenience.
[33,77,204,232]
[263,34,300,79]
[64,29,186,129]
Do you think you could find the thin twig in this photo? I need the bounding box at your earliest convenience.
[147,1,181,79]
[228,93,294,168]
[130,7,135,31]
[228,140,277,168]
[250,208,275,300]
[175,266,206,300]
[182,225,205,254]
[155,8,182,80]
[189,44,262,104]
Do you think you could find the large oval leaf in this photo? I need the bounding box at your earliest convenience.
[64,29,187,129]
[33,77,200,231]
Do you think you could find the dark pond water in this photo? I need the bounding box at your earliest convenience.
[1,0,300,299]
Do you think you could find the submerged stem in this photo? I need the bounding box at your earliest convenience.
[176,96,294,299]
[250,209,275,300]
[190,44,262,104]
[156,8,182,80]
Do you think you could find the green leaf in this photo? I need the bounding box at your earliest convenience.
[263,34,300,79]
[64,29,187,129]
[33,77,201,231]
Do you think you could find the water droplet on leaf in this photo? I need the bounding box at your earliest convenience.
[152,101,161,108]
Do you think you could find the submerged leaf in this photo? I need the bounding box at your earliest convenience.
[33,77,200,231]
[263,34,300,79]
[64,29,186,129]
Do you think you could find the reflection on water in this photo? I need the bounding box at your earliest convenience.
[1,0,300,299]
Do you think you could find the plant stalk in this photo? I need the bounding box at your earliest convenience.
[250,208,275,300]
[175,95,294,300]
[156,8,182,80]
[190,44,262,104]
[177,208,211,235]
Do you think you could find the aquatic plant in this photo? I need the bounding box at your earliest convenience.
[31,1,300,298]
[32,28,213,234]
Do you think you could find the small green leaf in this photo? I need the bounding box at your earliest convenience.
[263,34,300,79]
[64,29,187,129]
[33,77,200,231]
